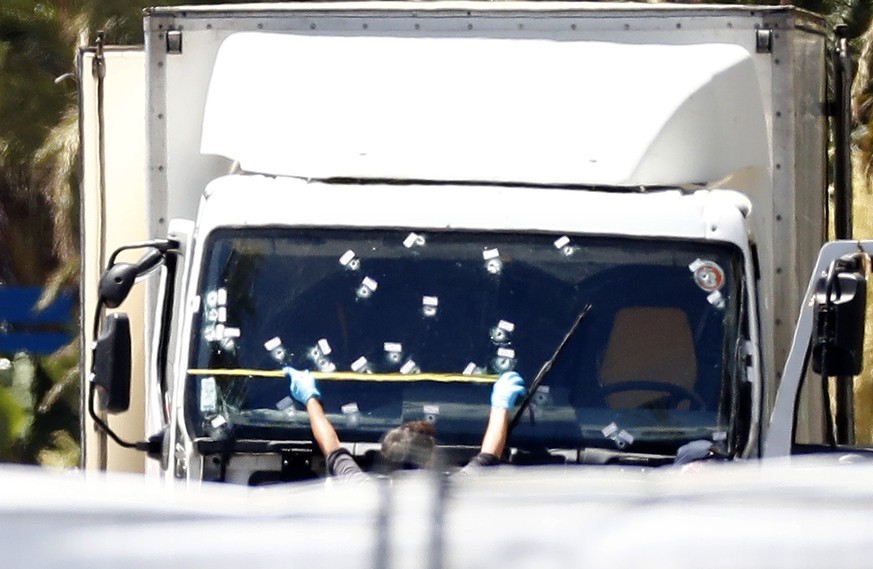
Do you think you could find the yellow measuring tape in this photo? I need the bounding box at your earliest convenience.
[187,369,498,384]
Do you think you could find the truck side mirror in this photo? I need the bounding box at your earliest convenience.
[812,253,867,376]
[93,312,132,413]
[98,249,164,308]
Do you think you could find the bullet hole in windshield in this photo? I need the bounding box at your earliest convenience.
[342,402,360,427]
[339,249,361,271]
[384,342,403,365]
[707,290,726,309]
[490,319,515,345]
[403,232,426,249]
[554,235,576,257]
[483,248,502,274]
[602,422,635,449]
[422,295,439,318]
[264,336,290,365]
[400,359,420,374]
[351,356,372,373]
[463,362,486,376]
[356,276,378,300]
[493,347,516,372]
[308,339,337,372]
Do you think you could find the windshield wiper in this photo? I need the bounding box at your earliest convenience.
[509,303,592,431]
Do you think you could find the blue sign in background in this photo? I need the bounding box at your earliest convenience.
[0,287,74,355]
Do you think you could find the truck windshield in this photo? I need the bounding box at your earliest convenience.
[187,228,741,456]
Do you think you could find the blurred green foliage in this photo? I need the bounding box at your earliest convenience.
[0,0,274,468]
[0,349,79,465]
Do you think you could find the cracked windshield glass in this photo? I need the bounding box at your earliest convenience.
[188,228,740,454]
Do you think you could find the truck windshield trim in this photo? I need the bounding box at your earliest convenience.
[295,176,693,194]
[185,227,742,456]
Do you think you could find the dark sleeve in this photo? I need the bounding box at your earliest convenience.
[456,452,501,476]
[325,448,370,484]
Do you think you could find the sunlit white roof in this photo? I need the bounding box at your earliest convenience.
[201,33,768,186]
[197,175,751,249]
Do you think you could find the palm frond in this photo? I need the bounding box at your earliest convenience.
[32,105,79,269]
[853,19,873,185]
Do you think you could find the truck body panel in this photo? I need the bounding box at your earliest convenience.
[79,48,149,473]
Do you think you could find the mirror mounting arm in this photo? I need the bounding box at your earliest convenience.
[87,382,153,451]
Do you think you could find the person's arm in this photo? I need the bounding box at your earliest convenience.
[305,396,341,456]
[283,368,368,482]
[480,371,526,458]
[285,366,341,456]
[480,407,511,457]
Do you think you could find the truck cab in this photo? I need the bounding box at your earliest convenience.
[175,180,755,482]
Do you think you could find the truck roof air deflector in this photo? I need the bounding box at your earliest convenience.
[201,33,769,187]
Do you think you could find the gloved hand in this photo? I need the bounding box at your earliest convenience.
[284,366,320,404]
[491,371,526,409]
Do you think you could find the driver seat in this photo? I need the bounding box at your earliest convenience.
[599,307,697,410]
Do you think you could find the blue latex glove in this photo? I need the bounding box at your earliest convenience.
[284,366,320,404]
[491,371,526,409]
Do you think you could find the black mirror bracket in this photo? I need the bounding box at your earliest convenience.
[90,300,171,458]
[812,252,868,377]
[88,378,164,458]
[87,380,163,455]
[98,239,176,310]
[87,239,178,459]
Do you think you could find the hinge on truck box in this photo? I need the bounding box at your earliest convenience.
[167,29,182,54]
[755,29,773,54]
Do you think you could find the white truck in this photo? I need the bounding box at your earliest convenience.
[79,2,854,483]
